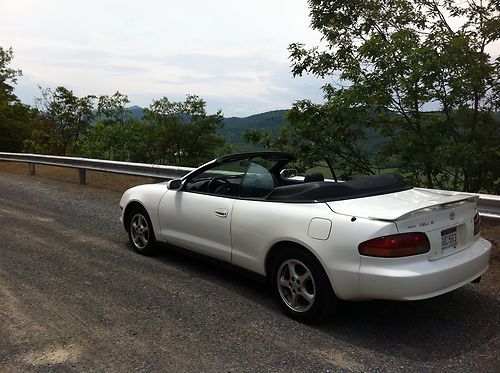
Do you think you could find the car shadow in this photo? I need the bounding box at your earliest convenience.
[137,241,499,362]
[147,242,277,309]
[318,287,499,362]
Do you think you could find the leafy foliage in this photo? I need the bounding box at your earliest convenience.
[97,91,130,125]
[23,88,229,166]
[31,87,96,155]
[0,47,34,152]
[0,47,20,97]
[79,118,159,163]
[78,94,229,167]
[286,0,500,192]
[244,101,374,179]
[142,95,227,166]
[221,110,288,150]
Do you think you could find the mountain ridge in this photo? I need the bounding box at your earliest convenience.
[124,106,288,150]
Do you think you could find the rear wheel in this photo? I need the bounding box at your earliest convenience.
[127,207,157,255]
[271,248,335,322]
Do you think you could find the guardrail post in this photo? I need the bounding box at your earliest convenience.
[28,163,35,175]
[79,169,86,185]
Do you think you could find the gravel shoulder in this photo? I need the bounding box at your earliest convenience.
[0,169,498,372]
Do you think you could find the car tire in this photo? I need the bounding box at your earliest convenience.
[271,247,336,322]
[127,206,157,255]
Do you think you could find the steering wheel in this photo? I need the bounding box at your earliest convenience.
[207,177,231,193]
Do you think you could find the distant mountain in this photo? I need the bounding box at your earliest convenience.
[221,110,288,149]
[98,106,499,161]
[120,107,386,155]
[121,106,287,151]
[127,105,145,120]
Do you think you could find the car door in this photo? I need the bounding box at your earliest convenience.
[157,160,247,261]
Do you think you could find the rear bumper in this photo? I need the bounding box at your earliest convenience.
[358,237,491,300]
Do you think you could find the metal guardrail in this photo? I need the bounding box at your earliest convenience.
[473,193,500,220]
[1,152,499,219]
[0,152,193,183]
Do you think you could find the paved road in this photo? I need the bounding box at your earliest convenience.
[0,171,499,372]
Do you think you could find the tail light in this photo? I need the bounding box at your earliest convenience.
[358,233,430,258]
[474,212,481,236]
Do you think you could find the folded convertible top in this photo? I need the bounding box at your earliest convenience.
[266,173,411,203]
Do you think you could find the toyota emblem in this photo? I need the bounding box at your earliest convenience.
[449,212,455,220]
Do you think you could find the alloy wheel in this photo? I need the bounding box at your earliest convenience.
[130,213,150,250]
[276,259,316,312]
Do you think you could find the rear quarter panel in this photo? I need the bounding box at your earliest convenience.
[230,200,398,300]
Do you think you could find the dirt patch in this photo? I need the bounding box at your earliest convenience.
[23,345,80,366]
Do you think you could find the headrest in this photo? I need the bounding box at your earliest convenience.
[304,173,324,183]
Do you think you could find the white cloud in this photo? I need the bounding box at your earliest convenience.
[1,0,324,116]
[5,1,495,117]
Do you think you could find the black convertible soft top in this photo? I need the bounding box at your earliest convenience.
[266,173,411,203]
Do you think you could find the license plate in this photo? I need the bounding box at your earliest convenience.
[441,227,458,251]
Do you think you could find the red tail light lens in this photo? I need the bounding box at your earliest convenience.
[358,233,430,258]
[474,212,481,236]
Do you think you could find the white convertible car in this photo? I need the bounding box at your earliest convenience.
[119,152,491,321]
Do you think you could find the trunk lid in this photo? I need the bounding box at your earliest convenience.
[327,188,479,260]
[326,188,476,221]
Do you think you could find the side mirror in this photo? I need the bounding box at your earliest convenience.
[280,169,298,179]
[167,179,182,190]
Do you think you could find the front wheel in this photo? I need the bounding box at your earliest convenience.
[127,207,157,255]
[271,248,335,322]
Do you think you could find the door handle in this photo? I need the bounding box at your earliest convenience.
[214,209,228,218]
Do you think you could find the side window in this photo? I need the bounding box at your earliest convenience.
[239,161,275,198]
[184,160,247,196]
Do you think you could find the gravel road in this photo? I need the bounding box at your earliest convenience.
[0,170,499,372]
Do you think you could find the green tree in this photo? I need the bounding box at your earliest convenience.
[97,91,130,125]
[81,94,228,166]
[79,91,133,160]
[288,0,500,191]
[143,95,227,166]
[0,47,34,152]
[244,100,373,179]
[34,86,96,155]
[80,118,158,163]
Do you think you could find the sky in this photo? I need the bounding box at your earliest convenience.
[0,0,327,117]
[2,1,499,118]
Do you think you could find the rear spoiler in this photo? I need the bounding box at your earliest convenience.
[376,193,478,221]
